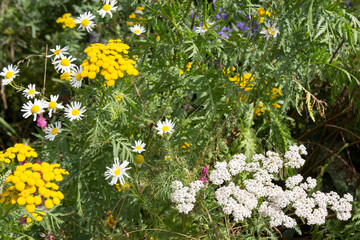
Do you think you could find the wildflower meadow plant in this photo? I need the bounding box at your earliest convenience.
[1,0,360,239]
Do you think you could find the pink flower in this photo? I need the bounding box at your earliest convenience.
[37,114,47,129]
[200,164,209,184]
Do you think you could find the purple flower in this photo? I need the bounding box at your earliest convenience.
[200,164,209,184]
[19,216,26,225]
[237,22,250,31]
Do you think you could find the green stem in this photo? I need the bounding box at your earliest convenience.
[156,0,183,37]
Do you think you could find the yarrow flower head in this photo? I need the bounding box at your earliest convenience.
[48,45,69,60]
[260,21,279,40]
[155,118,175,135]
[131,140,146,153]
[130,24,146,35]
[1,64,20,86]
[47,95,64,117]
[21,99,47,121]
[45,122,63,141]
[70,65,83,88]
[74,11,96,33]
[105,157,131,185]
[64,101,86,121]
[22,84,40,99]
[53,55,77,73]
[97,0,118,18]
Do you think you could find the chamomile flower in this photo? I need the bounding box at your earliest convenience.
[45,122,63,141]
[131,140,146,153]
[195,21,214,34]
[70,66,83,88]
[47,95,64,117]
[97,0,118,18]
[130,25,146,35]
[1,64,20,86]
[21,99,47,121]
[48,45,69,60]
[260,21,279,40]
[74,11,96,33]
[105,157,131,185]
[64,101,86,121]
[22,84,40,99]
[53,55,77,73]
[155,118,175,135]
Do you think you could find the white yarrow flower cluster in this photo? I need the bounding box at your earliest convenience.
[171,180,204,214]
[208,145,353,227]
[215,182,258,221]
[284,144,307,168]
[209,161,231,185]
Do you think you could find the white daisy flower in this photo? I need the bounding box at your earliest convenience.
[165,155,172,161]
[21,99,47,121]
[70,66,83,88]
[64,101,86,121]
[97,0,118,18]
[260,21,279,40]
[74,11,96,33]
[48,45,69,60]
[155,118,175,135]
[47,95,64,117]
[22,84,40,99]
[45,122,63,141]
[131,140,146,153]
[1,64,20,86]
[53,55,77,73]
[130,25,146,36]
[105,157,131,186]
[195,21,214,34]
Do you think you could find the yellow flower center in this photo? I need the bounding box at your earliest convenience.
[54,49,62,55]
[135,146,141,150]
[28,89,35,95]
[202,25,207,30]
[114,167,121,176]
[5,72,13,79]
[267,27,276,35]
[71,109,79,116]
[60,58,70,66]
[75,73,82,81]
[49,101,57,109]
[51,128,58,135]
[30,105,40,113]
[103,4,111,11]
[81,19,90,27]
[166,156,171,161]
[162,126,170,132]
[135,29,141,34]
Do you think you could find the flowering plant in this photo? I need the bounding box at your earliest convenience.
[1,0,360,239]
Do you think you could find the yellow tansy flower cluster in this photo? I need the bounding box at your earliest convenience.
[115,183,130,192]
[0,143,37,164]
[256,8,272,23]
[56,13,77,29]
[0,150,68,222]
[229,73,255,91]
[181,142,191,154]
[60,72,71,81]
[127,7,147,26]
[81,39,138,87]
